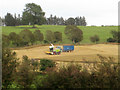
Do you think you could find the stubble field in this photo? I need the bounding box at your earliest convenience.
[14,44,118,64]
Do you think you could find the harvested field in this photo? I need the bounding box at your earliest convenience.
[14,44,118,63]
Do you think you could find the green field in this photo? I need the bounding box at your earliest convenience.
[2,25,118,44]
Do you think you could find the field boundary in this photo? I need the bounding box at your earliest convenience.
[11,43,120,50]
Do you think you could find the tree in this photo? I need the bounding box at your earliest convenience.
[64,25,83,43]
[54,31,62,42]
[5,13,16,26]
[9,32,22,46]
[33,30,44,42]
[19,29,35,45]
[107,38,116,42]
[81,16,87,26]
[16,55,35,88]
[45,30,56,43]
[110,31,120,43]
[2,34,10,47]
[2,48,19,87]
[22,3,45,27]
[65,18,75,25]
[14,14,22,26]
[90,35,100,43]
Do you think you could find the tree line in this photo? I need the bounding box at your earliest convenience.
[3,29,63,47]
[46,15,87,26]
[1,3,87,26]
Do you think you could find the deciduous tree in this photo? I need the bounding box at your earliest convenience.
[22,3,45,27]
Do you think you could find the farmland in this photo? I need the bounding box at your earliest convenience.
[14,44,118,63]
[2,25,118,44]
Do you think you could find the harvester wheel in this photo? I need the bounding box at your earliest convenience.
[53,52,56,55]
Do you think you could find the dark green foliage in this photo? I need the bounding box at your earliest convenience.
[65,17,75,25]
[2,34,10,47]
[5,13,16,26]
[6,82,22,88]
[31,60,39,71]
[33,30,44,42]
[107,38,116,42]
[40,55,120,88]
[14,14,22,26]
[16,55,36,88]
[46,15,87,26]
[44,40,49,44]
[19,29,35,45]
[9,32,22,46]
[54,31,62,42]
[2,48,19,87]
[22,3,45,26]
[110,31,120,43]
[65,25,83,43]
[40,59,55,71]
[33,75,47,88]
[90,35,100,43]
[45,30,56,43]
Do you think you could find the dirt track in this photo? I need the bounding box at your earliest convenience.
[14,44,118,63]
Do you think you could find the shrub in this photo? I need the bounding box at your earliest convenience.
[19,29,35,45]
[39,55,120,88]
[9,32,23,47]
[90,35,100,43]
[33,75,47,88]
[2,47,19,87]
[64,25,83,43]
[54,31,62,42]
[16,55,36,88]
[31,60,39,71]
[107,30,120,43]
[43,40,49,44]
[6,82,22,88]
[45,30,56,43]
[40,59,56,71]
[33,30,44,42]
[2,34,10,47]
[107,38,116,42]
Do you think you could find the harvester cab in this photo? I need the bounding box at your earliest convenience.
[49,43,54,52]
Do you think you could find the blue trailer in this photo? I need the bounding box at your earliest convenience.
[63,45,74,52]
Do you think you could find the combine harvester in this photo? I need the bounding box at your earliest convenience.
[45,44,62,55]
[45,44,74,55]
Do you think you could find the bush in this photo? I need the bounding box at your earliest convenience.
[43,40,49,44]
[40,59,56,71]
[2,47,19,87]
[39,55,120,88]
[9,32,23,47]
[33,30,44,42]
[64,25,83,43]
[90,35,100,43]
[33,75,47,88]
[16,55,36,88]
[6,82,22,88]
[2,34,10,47]
[45,30,56,43]
[107,38,116,42]
[19,29,35,45]
[108,30,120,43]
[54,31,62,42]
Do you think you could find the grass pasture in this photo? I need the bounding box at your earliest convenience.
[2,25,118,44]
